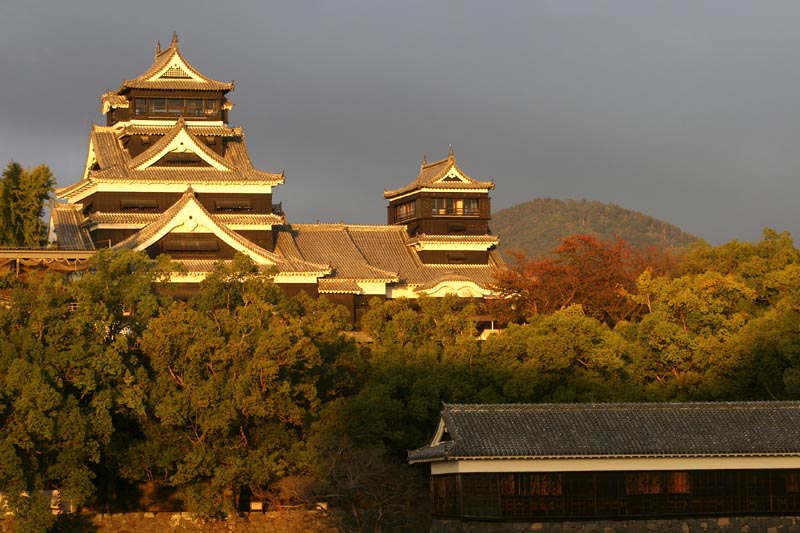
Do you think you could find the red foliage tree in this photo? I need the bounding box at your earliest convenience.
[493,235,675,325]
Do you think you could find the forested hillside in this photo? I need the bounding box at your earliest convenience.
[493,198,700,257]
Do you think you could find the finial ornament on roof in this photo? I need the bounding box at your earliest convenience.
[448,145,454,160]
[171,32,179,48]
[421,155,427,170]
[156,41,161,56]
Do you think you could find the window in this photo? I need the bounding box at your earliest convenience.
[120,198,159,210]
[149,98,167,114]
[215,199,252,212]
[186,99,204,116]
[133,98,220,118]
[667,472,691,494]
[787,471,800,493]
[395,201,415,221]
[204,100,218,116]
[432,198,479,216]
[134,99,147,115]
[624,472,691,495]
[625,472,662,495]
[167,98,184,115]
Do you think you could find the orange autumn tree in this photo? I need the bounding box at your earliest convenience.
[493,235,675,325]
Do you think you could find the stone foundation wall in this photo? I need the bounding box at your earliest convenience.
[1,510,337,533]
[433,515,800,532]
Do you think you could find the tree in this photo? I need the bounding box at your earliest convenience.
[481,305,635,402]
[626,270,757,399]
[682,228,800,304]
[493,235,674,325]
[0,161,55,247]
[134,255,357,516]
[0,250,172,521]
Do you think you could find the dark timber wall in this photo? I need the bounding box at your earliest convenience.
[431,470,800,521]
[432,515,800,532]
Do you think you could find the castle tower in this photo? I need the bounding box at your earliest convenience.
[53,34,286,257]
[384,148,498,265]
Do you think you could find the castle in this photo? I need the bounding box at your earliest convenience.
[12,35,502,326]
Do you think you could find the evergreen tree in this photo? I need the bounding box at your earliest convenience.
[0,161,55,247]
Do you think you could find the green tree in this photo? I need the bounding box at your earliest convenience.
[326,296,496,456]
[0,250,172,522]
[626,270,757,399]
[134,255,357,516]
[682,228,800,304]
[0,161,55,247]
[481,305,635,402]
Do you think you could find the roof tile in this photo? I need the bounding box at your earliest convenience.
[409,402,800,463]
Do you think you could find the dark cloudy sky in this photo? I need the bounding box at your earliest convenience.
[2,1,800,244]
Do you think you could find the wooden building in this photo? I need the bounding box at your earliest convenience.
[35,35,503,326]
[409,403,800,522]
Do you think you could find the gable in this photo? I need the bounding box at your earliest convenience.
[115,193,276,266]
[150,54,205,83]
[133,128,230,171]
[436,166,469,184]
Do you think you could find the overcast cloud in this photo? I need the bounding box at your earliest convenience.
[2,1,800,244]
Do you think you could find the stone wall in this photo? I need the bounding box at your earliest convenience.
[1,510,337,533]
[433,515,800,532]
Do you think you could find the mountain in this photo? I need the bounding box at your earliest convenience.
[492,198,700,258]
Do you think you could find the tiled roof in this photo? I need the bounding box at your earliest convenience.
[384,149,494,198]
[275,224,398,281]
[408,402,800,464]
[122,80,232,91]
[100,92,129,112]
[348,225,502,289]
[50,204,94,250]
[85,212,161,225]
[116,34,234,93]
[122,125,240,137]
[410,252,503,288]
[86,212,284,227]
[91,127,130,168]
[89,166,284,185]
[407,234,500,245]
[172,259,293,277]
[213,213,285,225]
[318,278,362,294]
[275,224,501,291]
[56,123,283,197]
[414,268,499,290]
[173,259,219,273]
[347,225,424,277]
